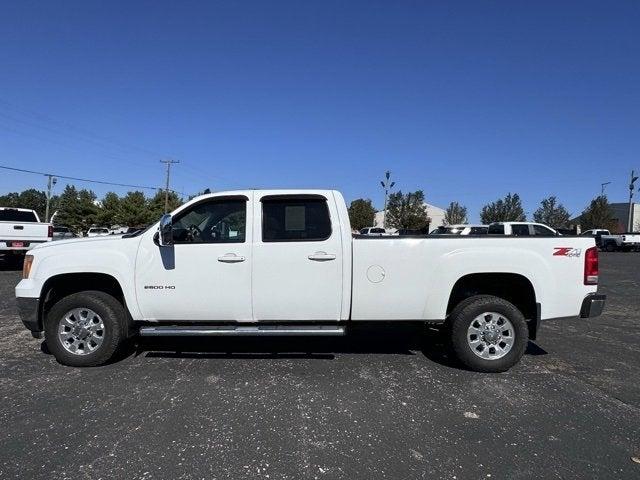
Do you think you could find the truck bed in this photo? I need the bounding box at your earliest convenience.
[351,235,597,321]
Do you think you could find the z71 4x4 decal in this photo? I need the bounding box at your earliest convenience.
[553,247,582,257]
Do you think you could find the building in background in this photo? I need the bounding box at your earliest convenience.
[373,203,446,233]
[610,202,640,232]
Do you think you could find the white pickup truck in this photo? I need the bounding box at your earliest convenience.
[15,190,605,372]
[1,207,52,261]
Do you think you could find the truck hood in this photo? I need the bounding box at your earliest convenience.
[32,235,126,250]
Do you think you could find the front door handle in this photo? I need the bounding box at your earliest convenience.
[308,251,336,262]
[218,253,245,263]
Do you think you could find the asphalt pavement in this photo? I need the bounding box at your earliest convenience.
[0,253,639,479]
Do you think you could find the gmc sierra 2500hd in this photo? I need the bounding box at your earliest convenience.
[15,190,605,372]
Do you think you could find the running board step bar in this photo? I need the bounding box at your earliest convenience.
[139,325,346,337]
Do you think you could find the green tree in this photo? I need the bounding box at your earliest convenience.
[0,192,19,207]
[188,188,212,201]
[480,193,526,224]
[148,190,182,222]
[96,192,122,226]
[386,190,430,230]
[348,198,376,231]
[532,196,571,228]
[119,191,151,227]
[444,201,468,225]
[53,185,99,232]
[0,189,48,219]
[580,195,617,231]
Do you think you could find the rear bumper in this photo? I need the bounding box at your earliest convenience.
[579,293,606,318]
[0,240,48,251]
[16,297,42,338]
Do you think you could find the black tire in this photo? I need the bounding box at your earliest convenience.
[604,242,615,252]
[449,295,528,373]
[44,291,126,367]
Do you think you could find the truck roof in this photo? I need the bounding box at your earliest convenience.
[0,207,38,212]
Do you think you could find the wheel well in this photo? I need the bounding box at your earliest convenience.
[39,273,126,330]
[447,273,538,334]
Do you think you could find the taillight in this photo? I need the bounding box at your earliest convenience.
[584,246,598,285]
[47,225,53,238]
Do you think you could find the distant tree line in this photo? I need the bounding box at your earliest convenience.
[347,190,618,232]
[1,185,619,234]
[0,185,183,233]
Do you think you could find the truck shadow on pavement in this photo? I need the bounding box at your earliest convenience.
[0,256,23,271]
[132,326,548,370]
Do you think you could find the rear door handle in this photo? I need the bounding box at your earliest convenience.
[308,251,336,262]
[218,253,245,263]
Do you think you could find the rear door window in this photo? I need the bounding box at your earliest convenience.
[488,224,505,234]
[0,209,38,222]
[511,224,530,236]
[262,196,331,242]
[533,224,555,236]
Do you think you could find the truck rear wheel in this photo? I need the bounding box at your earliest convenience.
[449,295,528,373]
[44,291,126,367]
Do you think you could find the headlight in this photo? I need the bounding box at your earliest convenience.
[22,255,34,279]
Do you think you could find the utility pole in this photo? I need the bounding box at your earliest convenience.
[160,159,179,213]
[380,171,395,229]
[628,170,638,231]
[44,174,57,222]
[600,182,611,195]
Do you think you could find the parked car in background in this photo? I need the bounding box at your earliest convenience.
[359,227,388,236]
[488,222,558,236]
[431,225,489,235]
[16,189,604,372]
[598,232,640,252]
[581,229,611,237]
[396,228,429,236]
[580,229,611,249]
[0,208,52,261]
[52,226,77,241]
[86,227,110,237]
[109,226,129,235]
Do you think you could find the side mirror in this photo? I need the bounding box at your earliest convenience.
[158,214,173,246]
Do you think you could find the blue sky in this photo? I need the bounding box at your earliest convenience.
[1,1,638,221]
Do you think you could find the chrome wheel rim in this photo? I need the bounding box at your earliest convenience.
[58,308,105,355]
[467,312,515,360]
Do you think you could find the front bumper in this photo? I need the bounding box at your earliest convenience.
[579,293,606,318]
[16,297,42,338]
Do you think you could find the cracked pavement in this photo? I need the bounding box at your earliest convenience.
[0,252,639,479]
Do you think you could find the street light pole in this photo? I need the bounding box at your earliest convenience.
[380,171,395,229]
[600,182,611,195]
[628,170,638,232]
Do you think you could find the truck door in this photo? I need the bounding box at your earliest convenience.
[135,194,253,321]
[251,193,343,321]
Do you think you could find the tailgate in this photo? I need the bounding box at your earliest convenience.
[0,222,50,240]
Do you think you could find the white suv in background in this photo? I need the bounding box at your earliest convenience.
[359,227,388,236]
[86,227,111,237]
[488,222,558,236]
[431,224,489,235]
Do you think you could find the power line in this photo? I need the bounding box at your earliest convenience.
[0,164,178,193]
[0,97,167,159]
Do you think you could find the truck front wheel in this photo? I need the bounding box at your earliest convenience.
[44,291,126,367]
[449,295,528,373]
